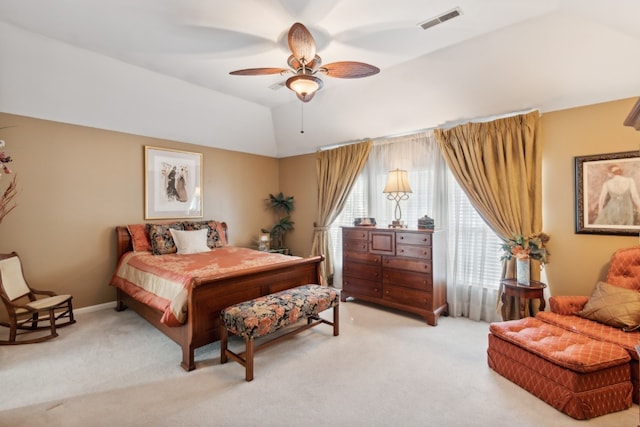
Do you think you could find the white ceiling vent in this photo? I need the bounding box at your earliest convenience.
[418,7,462,30]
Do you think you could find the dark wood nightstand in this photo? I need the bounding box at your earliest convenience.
[500,278,546,320]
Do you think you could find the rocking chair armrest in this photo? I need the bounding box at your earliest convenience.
[30,288,57,297]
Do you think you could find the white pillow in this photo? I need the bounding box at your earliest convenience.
[169,228,211,254]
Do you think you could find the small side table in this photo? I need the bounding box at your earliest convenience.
[500,278,546,321]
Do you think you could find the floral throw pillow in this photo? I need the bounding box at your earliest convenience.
[578,281,640,331]
[147,222,185,255]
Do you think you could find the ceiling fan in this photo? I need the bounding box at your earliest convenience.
[230,23,380,103]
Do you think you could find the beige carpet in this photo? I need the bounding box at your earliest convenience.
[0,301,636,427]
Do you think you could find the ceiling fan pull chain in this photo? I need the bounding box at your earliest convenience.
[300,102,305,134]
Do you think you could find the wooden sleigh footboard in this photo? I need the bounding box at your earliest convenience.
[113,226,323,371]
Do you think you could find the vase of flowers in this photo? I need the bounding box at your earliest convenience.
[501,233,550,286]
[515,258,530,285]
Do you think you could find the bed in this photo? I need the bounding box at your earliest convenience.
[110,221,323,371]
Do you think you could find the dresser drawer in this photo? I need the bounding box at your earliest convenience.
[396,232,431,246]
[383,268,432,291]
[343,261,382,280]
[383,284,432,309]
[396,244,431,259]
[343,276,382,298]
[383,257,432,274]
[343,239,368,253]
[343,229,369,241]
[344,251,381,265]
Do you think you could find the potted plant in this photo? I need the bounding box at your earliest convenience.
[261,192,294,253]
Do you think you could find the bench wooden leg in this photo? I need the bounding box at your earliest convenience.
[221,299,339,382]
[220,323,228,364]
[245,338,254,382]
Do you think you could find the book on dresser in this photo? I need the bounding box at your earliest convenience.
[341,226,447,326]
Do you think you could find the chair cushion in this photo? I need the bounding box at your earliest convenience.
[15,294,73,314]
[537,311,640,357]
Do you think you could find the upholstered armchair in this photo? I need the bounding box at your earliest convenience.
[537,246,640,403]
[550,246,640,315]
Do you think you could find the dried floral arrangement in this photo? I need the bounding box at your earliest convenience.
[0,129,17,223]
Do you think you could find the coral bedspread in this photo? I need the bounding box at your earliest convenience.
[110,247,301,327]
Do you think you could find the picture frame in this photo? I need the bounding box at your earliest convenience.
[144,146,203,219]
[574,150,640,235]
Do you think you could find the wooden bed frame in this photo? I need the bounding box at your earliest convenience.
[113,225,323,371]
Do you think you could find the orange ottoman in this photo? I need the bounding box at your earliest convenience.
[488,317,632,420]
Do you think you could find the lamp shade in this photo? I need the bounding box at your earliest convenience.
[383,169,412,194]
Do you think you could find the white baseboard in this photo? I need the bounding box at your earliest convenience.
[75,301,116,314]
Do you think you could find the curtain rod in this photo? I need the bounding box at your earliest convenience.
[316,108,539,152]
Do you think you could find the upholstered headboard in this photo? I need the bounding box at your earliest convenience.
[606,246,640,291]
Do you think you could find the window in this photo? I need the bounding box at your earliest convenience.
[329,132,503,321]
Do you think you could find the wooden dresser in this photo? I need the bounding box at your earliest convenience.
[341,227,447,326]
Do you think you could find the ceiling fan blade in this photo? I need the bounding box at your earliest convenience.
[269,81,286,91]
[229,68,289,76]
[288,23,316,65]
[320,61,380,78]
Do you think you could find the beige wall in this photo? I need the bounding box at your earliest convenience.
[2,97,638,313]
[278,153,318,257]
[542,97,640,296]
[0,113,279,311]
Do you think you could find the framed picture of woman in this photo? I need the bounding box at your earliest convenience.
[575,150,640,235]
[144,146,203,219]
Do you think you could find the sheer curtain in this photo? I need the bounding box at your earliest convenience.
[435,111,543,320]
[330,131,503,322]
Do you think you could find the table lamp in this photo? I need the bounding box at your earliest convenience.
[383,168,412,228]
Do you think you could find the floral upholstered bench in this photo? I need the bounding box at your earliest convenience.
[488,317,632,419]
[220,284,339,381]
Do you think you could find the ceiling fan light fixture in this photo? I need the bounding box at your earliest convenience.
[296,92,316,103]
[286,74,323,99]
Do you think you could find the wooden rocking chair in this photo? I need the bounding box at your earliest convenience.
[0,252,75,344]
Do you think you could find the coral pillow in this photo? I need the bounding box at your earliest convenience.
[127,224,152,252]
[578,281,640,331]
[169,228,211,254]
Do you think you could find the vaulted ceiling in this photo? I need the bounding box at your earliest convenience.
[1,0,639,157]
